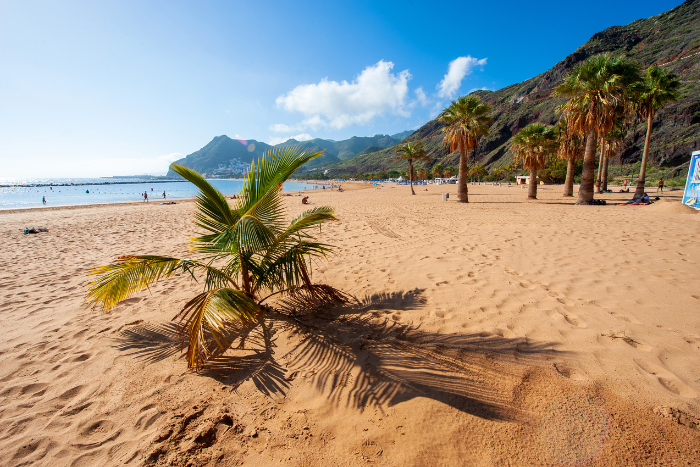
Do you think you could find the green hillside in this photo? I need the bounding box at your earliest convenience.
[169,132,413,177]
[167,136,272,177]
[328,0,700,177]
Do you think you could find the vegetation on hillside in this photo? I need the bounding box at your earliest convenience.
[326,0,700,185]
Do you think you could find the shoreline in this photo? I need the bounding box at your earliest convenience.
[0,180,369,214]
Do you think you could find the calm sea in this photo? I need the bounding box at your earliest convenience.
[0,178,328,210]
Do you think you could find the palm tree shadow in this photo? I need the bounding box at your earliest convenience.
[201,320,291,398]
[113,322,182,364]
[112,290,566,422]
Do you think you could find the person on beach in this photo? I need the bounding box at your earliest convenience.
[144,191,148,202]
[657,178,664,194]
[623,180,628,190]
[302,196,311,204]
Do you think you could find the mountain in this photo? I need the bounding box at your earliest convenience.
[167,136,272,177]
[169,132,413,176]
[328,0,700,176]
[391,130,415,141]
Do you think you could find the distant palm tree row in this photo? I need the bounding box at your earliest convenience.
[394,53,680,203]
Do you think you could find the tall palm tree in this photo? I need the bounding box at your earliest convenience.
[85,148,347,370]
[432,163,444,179]
[439,95,493,202]
[557,118,584,197]
[633,66,681,198]
[554,54,641,204]
[394,141,431,195]
[511,123,559,199]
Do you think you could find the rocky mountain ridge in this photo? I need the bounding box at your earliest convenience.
[327,0,700,176]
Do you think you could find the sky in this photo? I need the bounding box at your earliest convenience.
[0,0,685,178]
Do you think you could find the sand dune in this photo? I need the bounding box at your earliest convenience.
[1,183,699,466]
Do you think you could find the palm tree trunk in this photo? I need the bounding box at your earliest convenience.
[634,112,654,198]
[457,149,469,203]
[528,167,538,199]
[409,160,415,195]
[577,129,597,205]
[563,157,575,196]
[596,136,605,193]
[602,154,610,192]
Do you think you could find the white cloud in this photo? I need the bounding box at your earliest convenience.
[270,123,300,133]
[267,133,314,146]
[414,87,428,106]
[157,152,183,164]
[437,56,487,99]
[275,60,411,130]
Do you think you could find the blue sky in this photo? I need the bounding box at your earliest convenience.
[0,0,684,177]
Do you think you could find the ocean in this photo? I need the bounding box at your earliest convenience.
[0,178,329,210]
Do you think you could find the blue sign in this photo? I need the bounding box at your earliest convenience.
[682,151,700,210]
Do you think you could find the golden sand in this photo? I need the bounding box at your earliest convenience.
[1,182,699,466]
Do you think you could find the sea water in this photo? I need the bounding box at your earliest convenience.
[0,178,328,210]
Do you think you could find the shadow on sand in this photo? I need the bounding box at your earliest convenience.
[113,290,565,422]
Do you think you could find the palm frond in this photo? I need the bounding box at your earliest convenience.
[174,288,260,369]
[87,256,194,310]
[170,164,237,234]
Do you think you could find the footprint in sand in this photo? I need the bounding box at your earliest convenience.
[634,359,696,398]
[557,310,587,328]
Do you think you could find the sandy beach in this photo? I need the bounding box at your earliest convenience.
[1,182,699,466]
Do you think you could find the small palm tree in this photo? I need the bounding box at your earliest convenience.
[394,141,431,195]
[432,163,444,179]
[502,163,515,182]
[633,66,681,198]
[469,164,488,182]
[444,166,456,178]
[85,148,348,370]
[557,118,584,197]
[492,168,504,181]
[600,121,627,192]
[439,95,493,202]
[416,167,427,181]
[511,123,558,199]
[554,54,641,204]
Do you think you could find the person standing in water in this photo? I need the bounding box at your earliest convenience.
[144,191,148,202]
[163,191,166,199]
[42,196,46,204]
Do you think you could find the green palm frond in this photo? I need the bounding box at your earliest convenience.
[171,164,237,234]
[393,141,430,163]
[554,53,641,136]
[174,288,260,370]
[439,95,492,156]
[86,256,198,310]
[635,66,680,118]
[511,123,559,170]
